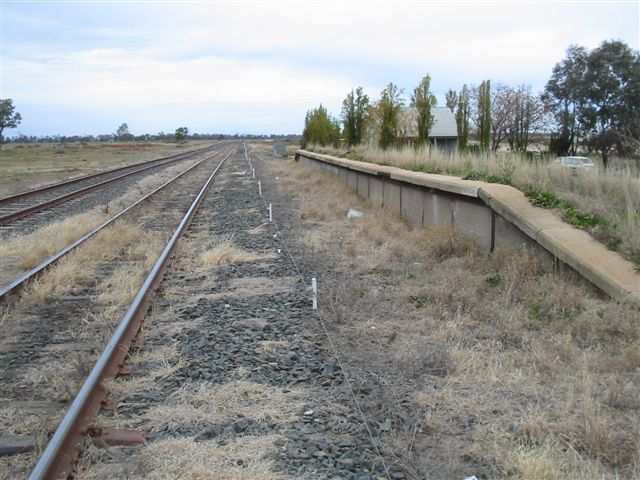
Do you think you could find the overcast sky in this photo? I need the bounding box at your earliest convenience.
[1,0,638,137]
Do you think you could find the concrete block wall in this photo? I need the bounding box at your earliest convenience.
[295,150,640,305]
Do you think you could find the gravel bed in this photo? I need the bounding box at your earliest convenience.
[90,149,398,479]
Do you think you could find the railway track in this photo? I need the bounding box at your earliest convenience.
[1,144,399,479]
[3,145,391,479]
[0,143,221,238]
[0,146,235,478]
[0,146,229,301]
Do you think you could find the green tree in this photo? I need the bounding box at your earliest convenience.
[544,40,640,165]
[116,122,132,141]
[0,99,22,144]
[455,85,470,152]
[302,104,340,148]
[341,87,370,147]
[445,89,458,113]
[543,45,588,156]
[175,127,189,143]
[477,80,491,151]
[378,82,404,150]
[411,74,438,147]
[580,40,640,168]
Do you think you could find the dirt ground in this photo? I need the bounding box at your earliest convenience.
[254,143,639,479]
[0,141,208,197]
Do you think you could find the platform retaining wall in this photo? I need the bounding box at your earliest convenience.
[295,150,640,305]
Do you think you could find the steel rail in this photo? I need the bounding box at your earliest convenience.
[0,145,220,225]
[0,148,226,302]
[28,147,234,480]
[0,143,217,206]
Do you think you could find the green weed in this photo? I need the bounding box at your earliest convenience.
[485,274,503,287]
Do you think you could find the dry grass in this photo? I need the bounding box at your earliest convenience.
[310,144,640,266]
[262,147,640,479]
[0,141,207,189]
[200,234,262,268]
[86,435,286,480]
[141,381,305,433]
[102,344,187,400]
[0,158,202,284]
[17,220,157,305]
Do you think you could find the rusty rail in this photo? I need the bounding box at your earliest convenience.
[0,148,226,302]
[0,143,217,206]
[0,144,221,225]
[27,147,234,479]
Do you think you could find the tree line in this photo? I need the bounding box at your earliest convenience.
[302,39,639,166]
[0,106,301,145]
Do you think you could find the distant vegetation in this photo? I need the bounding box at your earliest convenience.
[302,39,640,168]
[301,39,640,264]
[0,98,22,145]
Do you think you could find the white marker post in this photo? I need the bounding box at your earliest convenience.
[268,203,273,222]
[258,180,262,196]
[311,277,318,310]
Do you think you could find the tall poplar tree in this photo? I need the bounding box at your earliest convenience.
[477,80,491,151]
[455,85,470,151]
[445,90,458,113]
[378,82,404,150]
[341,87,370,147]
[411,75,438,146]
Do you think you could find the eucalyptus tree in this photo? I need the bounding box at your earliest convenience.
[0,99,22,144]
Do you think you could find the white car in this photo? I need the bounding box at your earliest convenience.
[551,156,595,170]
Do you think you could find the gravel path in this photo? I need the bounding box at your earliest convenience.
[87,148,400,479]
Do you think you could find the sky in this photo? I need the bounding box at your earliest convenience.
[1,0,638,137]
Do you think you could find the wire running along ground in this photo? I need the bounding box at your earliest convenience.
[243,144,392,479]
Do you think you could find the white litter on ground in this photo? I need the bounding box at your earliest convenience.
[347,208,364,219]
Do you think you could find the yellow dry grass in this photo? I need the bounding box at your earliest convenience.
[0,158,203,283]
[200,235,261,268]
[17,220,153,305]
[262,147,640,479]
[311,144,640,266]
[142,381,306,433]
[124,436,286,480]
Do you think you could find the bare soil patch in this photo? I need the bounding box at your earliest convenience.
[0,141,208,197]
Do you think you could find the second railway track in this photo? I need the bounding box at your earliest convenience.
[0,146,236,478]
[0,143,222,238]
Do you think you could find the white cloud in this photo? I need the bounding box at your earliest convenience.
[5,48,354,107]
[2,0,638,134]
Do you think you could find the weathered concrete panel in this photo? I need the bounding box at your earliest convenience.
[347,171,358,190]
[327,164,340,177]
[401,185,424,227]
[368,177,384,208]
[453,199,492,252]
[357,173,369,198]
[428,194,453,226]
[383,181,402,214]
[494,213,533,250]
[295,151,640,304]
